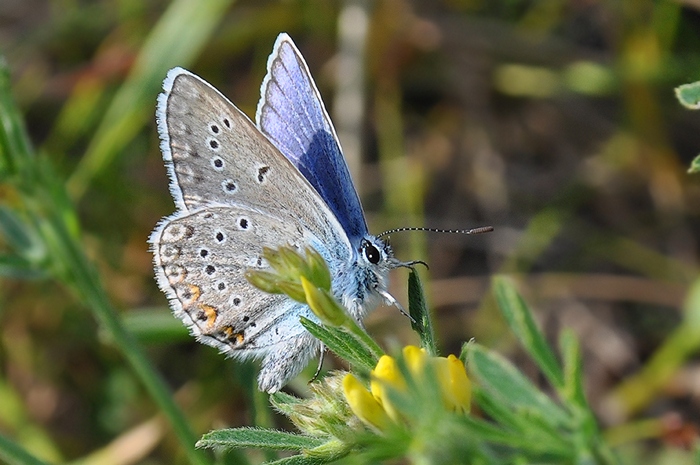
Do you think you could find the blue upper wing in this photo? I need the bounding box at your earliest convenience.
[256,33,368,247]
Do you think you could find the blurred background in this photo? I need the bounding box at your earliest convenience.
[2,0,700,463]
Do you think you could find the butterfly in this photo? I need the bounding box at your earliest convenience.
[150,33,409,393]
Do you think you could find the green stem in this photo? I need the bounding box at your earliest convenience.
[607,322,700,418]
[592,437,622,465]
[342,317,384,362]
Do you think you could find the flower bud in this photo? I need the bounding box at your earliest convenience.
[301,276,349,326]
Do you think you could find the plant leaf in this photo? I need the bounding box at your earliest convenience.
[262,455,334,465]
[472,387,571,456]
[120,308,191,343]
[300,317,376,372]
[675,81,700,109]
[457,413,567,455]
[493,276,564,389]
[0,255,47,279]
[0,432,52,465]
[197,427,325,451]
[466,342,569,428]
[0,207,40,256]
[560,329,588,409]
[689,154,700,174]
[408,270,437,355]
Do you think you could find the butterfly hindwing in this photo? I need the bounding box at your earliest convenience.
[152,206,313,352]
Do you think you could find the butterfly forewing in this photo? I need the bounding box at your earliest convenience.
[159,69,350,257]
[256,34,368,246]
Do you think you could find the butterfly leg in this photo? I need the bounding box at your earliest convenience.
[309,344,327,384]
[378,289,416,324]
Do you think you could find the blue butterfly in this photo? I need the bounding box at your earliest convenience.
[151,33,407,392]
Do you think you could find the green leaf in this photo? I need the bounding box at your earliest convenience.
[269,391,304,418]
[472,387,571,456]
[689,154,700,174]
[270,391,304,408]
[263,455,333,465]
[300,317,376,373]
[472,386,530,432]
[245,270,286,295]
[407,270,437,355]
[261,247,285,272]
[560,329,588,409]
[466,342,569,428]
[459,341,470,365]
[0,59,34,178]
[305,247,332,290]
[301,280,350,327]
[0,207,38,255]
[275,280,307,303]
[675,81,700,109]
[0,255,47,279]
[457,413,566,455]
[304,439,351,461]
[278,246,312,279]
[493,276,564,389]
[0,432,52,465]
[197,427,325,451]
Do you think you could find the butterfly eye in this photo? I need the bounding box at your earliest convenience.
[363,243,381,264]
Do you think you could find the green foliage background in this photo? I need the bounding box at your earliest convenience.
[2,0,700,463]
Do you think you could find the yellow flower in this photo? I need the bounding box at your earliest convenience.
[370,355,406,422]
[342,345,471,431]
[402,345,428,375]
[435,354,471,413]
[342,373,392,431]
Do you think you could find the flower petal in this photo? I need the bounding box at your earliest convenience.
[343,374,392,431]
[402,345,427,377]
[370,355,405,422]
[435,355,471,413]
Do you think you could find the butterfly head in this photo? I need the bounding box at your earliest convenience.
[359,235,391,267]
[358,234,425,271]
[357,226,499,322]
[339,234,419,320]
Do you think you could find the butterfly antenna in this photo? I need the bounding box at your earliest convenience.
[377,225,494,238]
[379,225,493,322]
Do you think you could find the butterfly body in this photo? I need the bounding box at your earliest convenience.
[151,34,399,392]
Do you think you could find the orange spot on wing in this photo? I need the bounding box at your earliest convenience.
[201,305,218,327]
[188,284,201,301]
[222,326,245,344]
